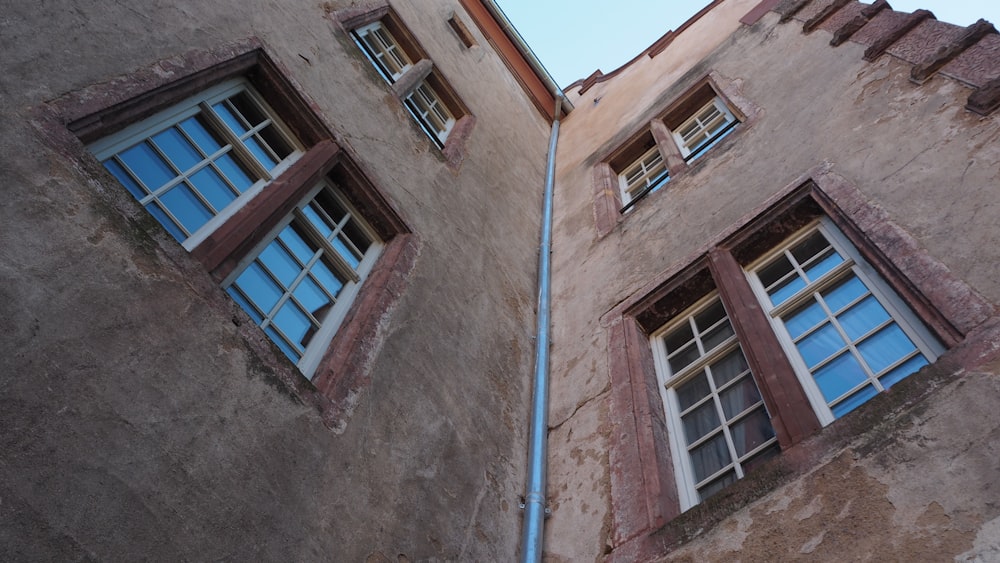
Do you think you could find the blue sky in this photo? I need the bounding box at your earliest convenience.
[494,1,1000,88]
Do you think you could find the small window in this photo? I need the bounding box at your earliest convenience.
[619,146,669,207]
[88,79,300,249]
[352,21,414,83]
[652,294,780,511]
[404,80,456,148]
[224,182,382,378]
[748,219,944,423]
[671,97,738,161]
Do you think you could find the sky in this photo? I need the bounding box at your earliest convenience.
[494,1,1000,88]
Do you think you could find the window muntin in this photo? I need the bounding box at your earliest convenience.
[352,22,413,83]
[652,295,779,511]
[749,220,943,423]
[89,79,299,249]
[404,81,456,147]
[619,146,669,206]
[225,182,382,379]
[672,97,738,160]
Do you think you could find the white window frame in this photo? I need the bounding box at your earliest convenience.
[650,293,779,512]
[222,181,383,379]
[671,97,738,159]
[746,218,944,426]
[352,21,413,83]
[88,78,303,251]
[618,146,669,206]
[404,80,456,147]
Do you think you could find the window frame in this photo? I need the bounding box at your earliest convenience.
[618,145,670,208]
[670,96,739,161]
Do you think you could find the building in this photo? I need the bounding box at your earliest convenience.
[2,0,999,561]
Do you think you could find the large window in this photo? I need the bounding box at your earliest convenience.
[748,219,943,423]
[88,79,300,249]
[651,295,779,511]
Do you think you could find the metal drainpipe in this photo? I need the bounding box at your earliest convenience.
[520,94,563,563]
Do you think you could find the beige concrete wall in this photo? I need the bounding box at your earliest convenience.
[0,0,549,560]
[545,4,1000,560]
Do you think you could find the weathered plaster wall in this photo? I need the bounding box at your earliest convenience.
[0,0,549,560]
[545,2,1000,560]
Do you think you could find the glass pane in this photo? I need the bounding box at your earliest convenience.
[697,470,737,502]
[215,154,254,192]
[831,384,878,418]
[790,231,829,265]
[333,237,362,269]
[190,167,236,212]
[104,159,147,200]
[838,295,891,341]
[695,300,727,331]
[879,355,928,389]
[758,254,794,288]
[768,275,806,307]
[273,301,313,351]
[857,324,917,375]
[803,249,843,282]
[822,276,867,313]
[229,92,267,128]
[682,401,722,444]
[179,115,222,154]
[795,322,844,368]
[159,184,213,234]
[719,377,762,420]
[302,202,335,238]
[709,348,749,387]
[259,124,293,161]
[213,100,249,135]
[729,407,775,457]
[701,321,735,353]
[312,260,345,298]
[813,352,869,404]
[146,201,186,242]
[663,322,694,355]
[259,243,302,287]
[278,224,318,264]
[785,299,826,340]
[234,262,283,316]
[341,216,372,256]
[119,141,176,192]
[226,286,264,323]
[676,372,712,411]
[265,325,300,363]
[294,276,333,320]
[689,433,731,483]
[152,127,202,173]
[244,137,277,171]
[669,341,701,374]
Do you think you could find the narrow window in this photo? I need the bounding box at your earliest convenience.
[672,97,738,161]
[619,146,669,207]
[404,81,456,148]
[748,219,944,423]
[652,294,779,511]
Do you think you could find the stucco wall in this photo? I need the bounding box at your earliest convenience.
[0,0,549,560]
[545,3,1000,561]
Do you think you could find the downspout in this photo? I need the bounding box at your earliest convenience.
[520,93,563,563]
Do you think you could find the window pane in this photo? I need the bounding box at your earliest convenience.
[803,249,843,282]
[213,101,249,135]
[669,341,701,374]
[312,260,346,298]
[879,355,928,389]
[244,137,277,170]
[812,352,868,404]
[294,275,333,320]
[768,275,806,307]
[278,224,318,264]
[159,184,213,234]
[104,160,147,200]
[273,301,313,352]
[701,321,735,353]
[229,92,268,128]
[795,322,844,368]
[179,115,222,153]
[146,201,186,242]
[822,276,867,313]
[758,254,794,288]
[259,124,293,162]
[785,299,826,340]
[215,153,254,192]
[302,202,335,239]
[259,243,302,287]
[663,323,694,355]
[333,238,362,270]
[718,376,762,420]
[838,295,891,341]
[695,300,727,331]
[729,407,774,457]
[697,470,737,501]
[119,142,175,192]
[676,372,712,411]
[226,287,264,323]
[234,262,283,316]
[190,167,237,212]
[709,348,749,387]
[689,433,731,483]
[790,231,829,264]
[153,127,202,173]
[682,401,722,444]
[857,324,917,375]
[830,384,878,418]
[265,325,300,363]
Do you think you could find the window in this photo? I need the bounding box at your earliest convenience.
[224,182,381,378]
[670,97,738,161]
[748,219,944,423]
[619,146,669,207]
[88,79,300,250]
[339,9,471,152]
[651,294,779,511]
